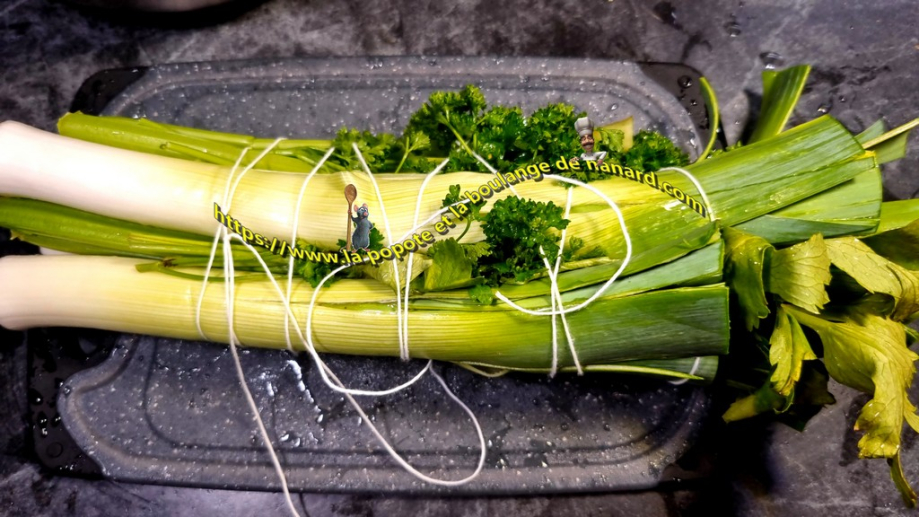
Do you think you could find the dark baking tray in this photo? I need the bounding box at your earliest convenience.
[20,56,720,494]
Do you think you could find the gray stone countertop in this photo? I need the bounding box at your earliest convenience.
[1,0,918,515]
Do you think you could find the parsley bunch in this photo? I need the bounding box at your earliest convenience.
[478,196,569,285]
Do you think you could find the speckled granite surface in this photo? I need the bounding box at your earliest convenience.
[1,0,918,515]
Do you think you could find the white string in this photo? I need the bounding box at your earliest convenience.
[284,147,337,353]
[195,140,285,340]
[668,356,703,386]
[193,141,715,503]
[403,157,453,360]
[352,143,408,361]
[543,187,581,376]
[655,167,715,384]
[221,234,300,517]
[467,154,716,379]
[223,233,487,486]
[658,166,718,222]
[195,146,251,340]
[195,138,300,517]
[193,143,484,508]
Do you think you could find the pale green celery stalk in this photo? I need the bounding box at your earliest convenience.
[0,197,284,268]
[0,255,730,379]
[458,356,719,382]
[412,240,722,306]
[473,239,723,304]
[57,112,339,172]
[747,65,811,143]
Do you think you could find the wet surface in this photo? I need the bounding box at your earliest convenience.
[1,0,919,515]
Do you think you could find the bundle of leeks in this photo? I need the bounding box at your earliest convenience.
[1,65,919,503]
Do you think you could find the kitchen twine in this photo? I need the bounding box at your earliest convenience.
[194,142,715,517]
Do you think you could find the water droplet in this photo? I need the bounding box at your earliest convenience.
[759,51,784,70]
[817,101,833,114]
[724,19,742,37]
[28,389,42,405]
[653,1,678,28]
[609,103,619,111]
[677,76,693,88]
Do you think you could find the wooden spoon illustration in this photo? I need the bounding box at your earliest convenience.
[344,184,357,251]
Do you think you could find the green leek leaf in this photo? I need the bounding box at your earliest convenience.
[748,65,811,143]
[696,76,720,161]
[856,120,887,145]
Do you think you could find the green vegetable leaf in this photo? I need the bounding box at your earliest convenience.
[594,127,625,155]
[441,184,483,242]
[776,361,837,431]
[393,131,431,173]
[468,284,495,304]
[356,254,431,293]
[723,360,836,426]
[478,196,569,285]
[424,238,477,291]
[766,233,831,313]
[330,127,401,171]
[696,76,720,161]
[462,241,491,262]
[787,306,919,464]
[722,378,788,423]
[294,240,337,288]
[864,218,919,270]
[405,84,487,156]
[621,130,690,172]
[825,237,919,321]
[769,305,817,396]
[856,120,886,145]
[519,103,584,173]
[723,227,772,331]
[890,452,919,508]
[748,65,811,143]
[861,118,919,165]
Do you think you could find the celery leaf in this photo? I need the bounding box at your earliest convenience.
[723,227,772,331]
[767,233,831,313]
[787,306,919,465]
[722,379,787,423]
[825,237,919,321]
[769,305,817,396]
[864,219,919,271]
[890,452,918,508]
[424,238,476,291]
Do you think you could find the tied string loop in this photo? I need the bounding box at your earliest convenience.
[468,153,715,381]
[195,144,488,517]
